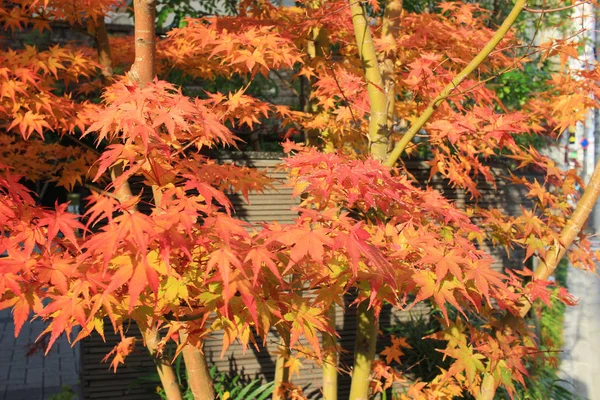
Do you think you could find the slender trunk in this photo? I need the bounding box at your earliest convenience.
[379,0,402,136]
[302,7,339,395]
[179,331,215,400]
[143,326,183,400]
[305,0,329,146]
[273,330,291,400]
[383,0,527,168]
[346,2,391,398]
[94,18,113,81]
[349,0,388,161]
[126,3,183,399]
[348,302,378,400]
[131,0,156,84]
[322,306,338,400]
[520,158,600,315]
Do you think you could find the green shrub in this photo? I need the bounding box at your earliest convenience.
[48,386,77,400]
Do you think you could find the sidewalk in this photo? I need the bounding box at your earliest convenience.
[559,263,600,400]
[0,309,81,400]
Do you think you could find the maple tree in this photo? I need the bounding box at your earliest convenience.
[1,0,600,399]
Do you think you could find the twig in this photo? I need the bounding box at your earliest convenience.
[524,1,590,14]
[326,62,359,127]
[383,0,528,167]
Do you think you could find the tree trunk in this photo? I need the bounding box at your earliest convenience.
[379,0,402,135]
[128,3,184,399]
[143,326,183,400]
[94,18,113,82]
[131,0,156,84]
[348,302,378,400]
[179,331,215,400]
[349,0,388,161]
[347,2,391,398]
[273,330,291,400]
[305,0,329,146]
[322,306,338,400]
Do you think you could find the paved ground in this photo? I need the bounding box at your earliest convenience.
[0,309,80,400]
[560,255,600,399]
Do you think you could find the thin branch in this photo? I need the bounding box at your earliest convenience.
[383,0,528,167]
[326,62,359,127]
[524,1,590,13]
[62,134,101,155]
[84,183,121,200]
[271,69,301,98]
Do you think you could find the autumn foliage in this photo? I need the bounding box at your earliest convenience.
[1,0,600,399]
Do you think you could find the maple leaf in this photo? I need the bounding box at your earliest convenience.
[557,287,578,306]
[244,245,282,285]
[37,202,84,248]
[527,279,552,306]
[420,247,464,284]
[207,247,243,305]
[381,335,412,364]
[284,297,331,359]
[284,356,303,378]
[442,343,486,388]
[103,337,136,372]
[0,295,32,336]
[0,170,35,204]
[8,111,52,139]
[274,226,334,265]
[84,192,119,228]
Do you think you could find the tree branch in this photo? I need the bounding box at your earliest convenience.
[524,1,590,13]
[383,0,527,168]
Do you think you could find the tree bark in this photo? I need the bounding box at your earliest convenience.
[131,0,156,84]
[347,1,395,398]
[273,330,291,400]
[304,0,329,146]
[143,326,183,400]
[94,18,113,82]
[349,0,388,161]
[379,0,402,135]
[322,306,338,400]
[179,331,215,400]
[126,2,184,399]
[348,302,378,400]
